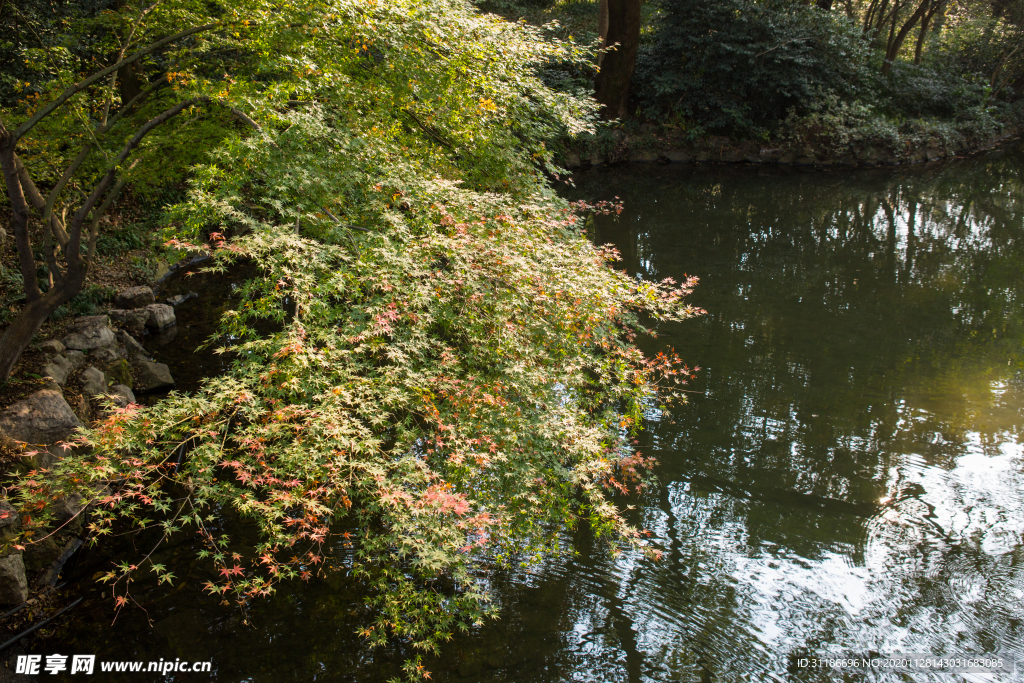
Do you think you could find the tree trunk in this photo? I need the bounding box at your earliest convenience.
[913,0,944,64]
[594,0,642,121]
[0,277,83,382]
[0,98,196,382]
[0,140,41,304]
[0,140,83,382]
[118,63,143,105]
[913,11,930,63]
[597,0,609,69]
[114,0,143,105]
[882,0,932,73]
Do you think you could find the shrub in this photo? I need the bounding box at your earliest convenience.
[878,60,990,118]
[96,224,150,256]
[48,283,115,320]
[634,0,874,135]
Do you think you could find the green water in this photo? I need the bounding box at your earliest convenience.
[45,148,1024,681]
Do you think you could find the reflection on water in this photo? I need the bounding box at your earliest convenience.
[47,148,1024,681]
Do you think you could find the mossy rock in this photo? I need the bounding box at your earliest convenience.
[104,359,133,390]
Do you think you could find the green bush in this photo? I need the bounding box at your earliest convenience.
[96,224,150,256]
[48,283,115,321]
[879,61,990,118]
[634,0,874,135]
[927,14,1024,104]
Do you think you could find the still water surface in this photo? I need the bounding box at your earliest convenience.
[50,148,1024,681]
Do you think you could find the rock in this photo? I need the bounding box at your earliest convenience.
[41,354,73,385]
[795,155,816,165]
[62,317,115,351]
[35,538,83,587]
[631,149,660,162]
[70,314,110,328]
[166,292,198,307]
[0,553,28,604]
[0,500,18,544]
[695,151,710,162]
[134,360,174,392]
[23,536,60,573]
[105,360,133,389]
[125,309,149,335]
[744,153,762,164]
[70,393,90,427]
[117,330,149,361]
[562,152,582,169]
[64,350,85,371]
[723,147,747,163]
[779,152,796,164]
[855,146,890,164]
[0,388,81,446]
[37,340,64,355]
[144,303,176,331]
[80,366,107,397]
[53,494,85,532]
[89,345,121,366]
[154,260,171,282]
[115,285,155,309]
[108,384,136,408]
[109,308,149,336]
[924,147,943,162]
[664,150,694,163]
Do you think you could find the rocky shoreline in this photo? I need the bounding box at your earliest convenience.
[0,283,194,605]
[560,126,1022,170]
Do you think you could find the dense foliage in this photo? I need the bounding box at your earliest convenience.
[7,0,700,677]
[0,0,101,107]
[630,0,1024,137]
[634,0,874,135]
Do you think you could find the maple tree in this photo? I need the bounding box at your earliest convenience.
[8,0,701,679]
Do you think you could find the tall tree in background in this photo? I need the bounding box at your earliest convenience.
[594,0,641,119]
[862,0,947,72]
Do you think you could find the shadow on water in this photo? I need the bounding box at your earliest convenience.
[137,261,263,399]
[40,147,1024,682]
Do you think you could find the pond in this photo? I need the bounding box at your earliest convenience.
[43,147,1024,681]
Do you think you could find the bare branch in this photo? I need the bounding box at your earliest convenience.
[109,78,168,129]
[42,219,63,290]
[14,155,70,249]
[323,207,371,232]
[43,150,87,248]
[401,108,455,151]
[230,107,263,132]
[0,147,43,303]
